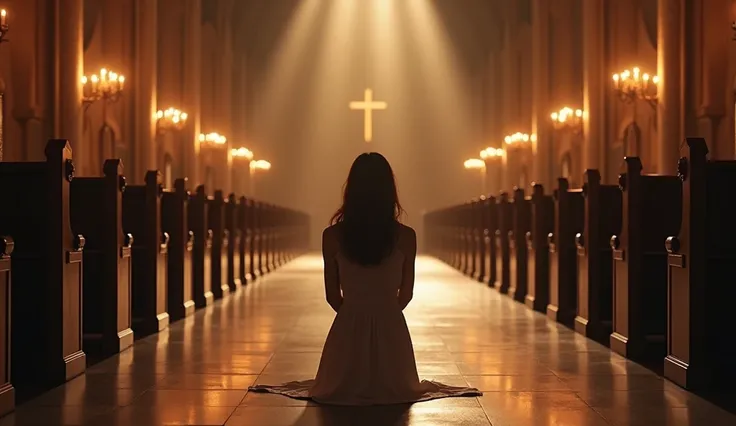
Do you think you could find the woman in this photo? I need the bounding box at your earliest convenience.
[249,153,481,405]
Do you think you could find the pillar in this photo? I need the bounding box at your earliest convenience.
[656,0,682,175]
[501,3,519,191]
[55,0,83,162]
[183,0,201,186]
[531,0,552,186]
[132,0,157,183]
[157,0,185,178]
[582,0,605,174]
[217,8,233,194]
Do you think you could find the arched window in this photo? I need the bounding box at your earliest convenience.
[623,123,641,157]
[519,166,528,190]
[560,152,572,180]
[163,154,173,189]
[99,124,116,166]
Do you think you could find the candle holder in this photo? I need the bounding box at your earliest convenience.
[231,147,254,160]
[612,67,658,108]
[550,107,584,133]
[504,132,535,149]
[198,132,227,148]
[81,68,125,108]
[0,9,9,43]
[156,107,188,133]
[480,147,504,160]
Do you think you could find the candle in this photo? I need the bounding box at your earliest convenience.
[1,10,7,27]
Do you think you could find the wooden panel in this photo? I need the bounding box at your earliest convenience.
[610,157,680,362]
[574,169,621,343]
[161,178,195,321]
[665,138,736,390]
[547,178,584,327]
[526,184,554,313]
[226,194,242,291]
[70,159,134,359]
[188,185,214,308]
[254,201,265,277]
[472,197,488,282]
[494,193,512,294]
[237,197,249,284]
[0,140,86,400]
[207,191,230,298]
[508,188,531,303]
[483,196,498,287]
[123,171,169,336]
[0,237,14,415]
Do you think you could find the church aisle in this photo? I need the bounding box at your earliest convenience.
[2,255,735,426]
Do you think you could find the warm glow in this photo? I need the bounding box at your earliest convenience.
[82,68,125,104]
[504,132,534,146]
[550,106,584,131]
[612,66,659,105]
[231,147,254,159]
[156,107,188,131]
[480,147,504,159]
[349,88,388,142]
[250,159,272,171]
[463,158,485,170]
[199,132,227,146]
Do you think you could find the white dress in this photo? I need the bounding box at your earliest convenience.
[249,249,481,405]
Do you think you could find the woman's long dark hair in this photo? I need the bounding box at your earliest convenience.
[331,152,404,266]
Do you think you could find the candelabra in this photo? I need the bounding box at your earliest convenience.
[504,132,535,149]
[464,158,487,195]
[81,68,125,107]
[231,147,254,160]
[156,107,188,133]
[480,147,504,160]
[550,107,584,133]
[249,159,271,197]
[198,132,227,147]
[0,9,9,43]
[612,67,659,108]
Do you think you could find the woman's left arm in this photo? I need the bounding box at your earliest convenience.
[322,228,343,312]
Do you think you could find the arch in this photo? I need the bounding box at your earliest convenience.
[623,122,642,157]
[163,154,174,189]
[640,0,657,49]
[560,152,572,180]
[204,166,214,191]
[519,165,528,190]
[83,0,103,51]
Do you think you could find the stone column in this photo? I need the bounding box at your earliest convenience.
[531,0,552,186]
[132,0,157,183]
[56,0,83,163]
[656,0,682,175]
[182,0,201,186]
[582,0,605,174]
[217,10,233,194]
[501,3,519,191]
[157,0,185,177]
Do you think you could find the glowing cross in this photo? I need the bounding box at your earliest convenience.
[349,88,387,142]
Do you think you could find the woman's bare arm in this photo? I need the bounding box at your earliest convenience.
[322,227,343,312]
[398,227,417,310]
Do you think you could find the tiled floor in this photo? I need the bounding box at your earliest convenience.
[3,255,735,425]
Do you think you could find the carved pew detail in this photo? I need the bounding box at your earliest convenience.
[70,159,134,358]
[0,140,86,398]
[494,192,511,294]
[547,178,584,327]
[472,197,487,282]
[188,185,214,308]
[226,194,242,291]
[483,196,498,286]
[508,187,531,303]
[208,190,230,298]
[161,178,195,321]
[574,170,621,342]
[665,138,736,390]
[526,184,554,313]
[238,196,249,285]
[123,170,169,336]
[610,157,681,361]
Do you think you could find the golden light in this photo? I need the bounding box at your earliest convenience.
[250,159,272,171]
[463,158,485,170]
[504,132,534,147]
[612,66,659,107]
[480,147,504,159]
[156,107,188,131]
[231,147,254,160]
[0,9,8,44]
[82,68,125,105]
[198,132,227,146]
[550,106,584,132]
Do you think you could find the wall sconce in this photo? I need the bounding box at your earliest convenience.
[198,132,227,147]
[81,68,125,107]
[550,107,584,133]
[156,107,188,132]
[249,159,271,196]
[612,67,658,108]
[0,9,9,43]
[480,147,504,160]
[504,132,536,148]
[231,147,254,160]
[464,158,487,195]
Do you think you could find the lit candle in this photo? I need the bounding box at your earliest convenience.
[118,76,125,91]
[1,9,7,27]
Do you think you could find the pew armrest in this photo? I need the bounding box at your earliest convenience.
[160,232,170,254]
[187,231,194,252]
[120,233,134,258]
[0,236,14,259]
[67,234,85,264]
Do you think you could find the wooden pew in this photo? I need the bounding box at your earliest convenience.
[254,201,266,277]
[208,190,230,298]
[226,194,242,291]
[462,202,474,276]
[161,178,195,321]
[70,159,134,359]
[472,197,487,282]
[494,193,511,293]
[451,205,464,271]
[245,198,258,281]
[525,184,554,313]
[665,138,736,390]
[574,170,621,342]
[610,157,681,362]
[0,140,86,398]
[237,196,249,285]
[508,187,531,303]
[547,178,584,326]
[0,236,14,416]
[188,185,214,308]
[123,170,169,336]
[482,196,498,286]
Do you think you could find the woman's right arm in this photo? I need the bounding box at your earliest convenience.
[398,227,417,310]
[322,227,343,313]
